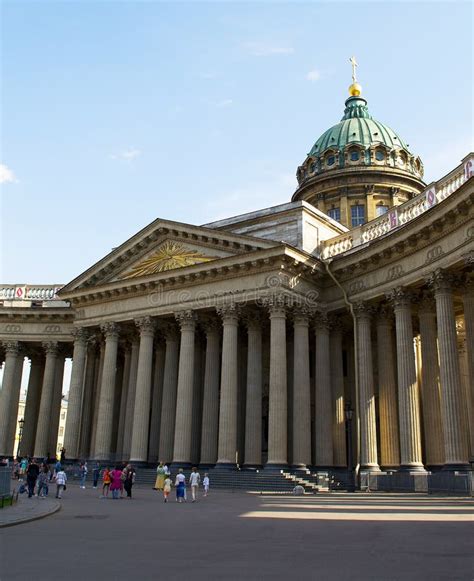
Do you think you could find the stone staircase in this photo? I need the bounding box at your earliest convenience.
[66,465,352,493]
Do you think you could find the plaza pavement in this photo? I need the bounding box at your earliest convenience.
[0,483,473,581]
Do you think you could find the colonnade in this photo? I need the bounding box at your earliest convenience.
[0,269,472,472]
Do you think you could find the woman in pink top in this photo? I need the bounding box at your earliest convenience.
[109,466,123,499]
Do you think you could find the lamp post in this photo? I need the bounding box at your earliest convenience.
[17,418,25,458]
[345,403,356,492]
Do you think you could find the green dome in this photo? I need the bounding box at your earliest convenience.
[309,96,410,156]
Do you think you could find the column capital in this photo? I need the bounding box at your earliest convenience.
[42,341,59,356]
[312,311,330,330]
[417,291,436,315]
[175,309,197,330]
[353,301,375,320]
[263,294,288,318]
[291,305,313,325]
[100,321,120,339]
[376,303,394,325]
[426,268,456,295]
[216,303,240,323]
[159,321,180,341]
[200,315,222,335]
[2,340,20,355]
[328,314,345,334]
[386,286,414,310]
[71,327,89,345]
[135,316,156,336]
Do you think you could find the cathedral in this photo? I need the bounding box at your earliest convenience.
[0,66,473,484]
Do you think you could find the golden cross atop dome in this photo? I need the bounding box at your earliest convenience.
[349,56,358,83]
[348,56,362,97]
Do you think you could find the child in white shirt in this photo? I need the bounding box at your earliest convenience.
[203,473,210,497]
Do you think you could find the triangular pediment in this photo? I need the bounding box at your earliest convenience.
[59,217,277,295]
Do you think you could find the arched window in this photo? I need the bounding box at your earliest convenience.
[350,150,360,162]
[375,150,385,162]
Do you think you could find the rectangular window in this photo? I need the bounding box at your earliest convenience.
[61,412,66,420]
[59,427,64,437]
[351,204,365,227]
[328,207,341,222]
[376,205,388,217]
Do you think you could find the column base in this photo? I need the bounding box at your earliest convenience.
[264,463,288,471]
[442,462,471,472]
[198,463,216,470]
[360,464,381,473]
[170,461,193,470]
[127,460,149,468]
[398,464,427,473]
[243,464,262,470]
[290,464,309,471]
[214,462,237,469]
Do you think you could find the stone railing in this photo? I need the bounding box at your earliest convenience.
[321,153,474,259]
[0,284,63,302]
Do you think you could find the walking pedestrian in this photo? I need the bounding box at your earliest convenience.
[189,467,200,502]
[79,462,88,488]
[92,462,100,488]
[19,457,28,479]
[55,467,67,499]
[26,459,40,497]
[110,466,122,499]
[123,464,136,499]
[163,474,172,503]
[203,473,210,497]
[37,465,50,498]
[175,469,186,503]
[101,467,111,498]
[154,462,166,491]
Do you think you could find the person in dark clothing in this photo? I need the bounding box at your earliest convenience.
[123,465,136,499]
[92,462,101,488]
[26,460,40,497]
[60,448,66,463]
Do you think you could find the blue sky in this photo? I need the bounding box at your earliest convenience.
[1,0,472,284]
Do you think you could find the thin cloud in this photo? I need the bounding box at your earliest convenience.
[110,148,142,162]
[0,163,18,184]
[215,99,233,108]
[306,69,321,82]
[242,41,294,57]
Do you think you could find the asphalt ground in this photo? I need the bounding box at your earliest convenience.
[0,484,473,581]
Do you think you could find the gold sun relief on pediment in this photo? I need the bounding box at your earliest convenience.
[120,241,217,279]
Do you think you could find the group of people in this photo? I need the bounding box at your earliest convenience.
[4,456,211,504]
[9,457,68,499]
[154,462,210,503]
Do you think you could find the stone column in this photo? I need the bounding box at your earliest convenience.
[267,298,288,467]
[171,310,196,465]
[147,340,165,464]
[387,288,424,471]
[94,322,120,461]
[292,308,311,468]
[34,342,59,458]
[330,318,346,468]
[122,338,139,460]
[217,304,240,465]
[418,295,445,466]
[115,344,131,460]
[48,354,65,457]
[130,317,156,463]
[158,324,180,463]
[0,341,21,456]
[429,269,470,468]
[7,356,24,455]
[461,272,474,461]
[200,319,221,465]
[314,313,333,467]
[20,353,44,457]
[89,342,105,457]
[63,328,88,460]
[354,304,380,472]
[191,337,204,465]
[78,340,98,458]
[375,308,400,469]
[243,314,263,467]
